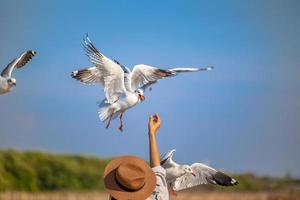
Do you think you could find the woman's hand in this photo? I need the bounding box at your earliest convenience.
[148,113,161,136]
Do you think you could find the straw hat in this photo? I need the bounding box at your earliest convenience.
[104,155,156,200]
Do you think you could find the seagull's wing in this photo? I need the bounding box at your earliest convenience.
[71,35,127,104]
[130,64,213,91]
[169,66,213,73]
[1,50,36,77]
[130,64,173,92]
[112,58,133,92]
[173,163,238,191]
[160,149,178,168]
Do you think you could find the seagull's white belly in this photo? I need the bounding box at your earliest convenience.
[0,77,10,95]
[116,94,139,112]
[0,88,8,94]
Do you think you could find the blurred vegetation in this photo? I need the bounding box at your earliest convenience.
[0,149,110,192]
[0,149,299,192]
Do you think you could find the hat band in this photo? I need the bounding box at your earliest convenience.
[115,173,145,192]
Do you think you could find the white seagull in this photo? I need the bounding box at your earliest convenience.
[0,50,36,95]
[71,35,213,131]
[161,149,238,195]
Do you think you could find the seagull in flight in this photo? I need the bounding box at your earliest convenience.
[71,35,213,131]
[0,50,36,95]
[161,149,238,195]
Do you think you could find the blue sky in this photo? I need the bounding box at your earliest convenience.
[0,0,299,177]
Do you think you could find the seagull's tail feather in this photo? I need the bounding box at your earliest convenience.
[98,101,114,122]
[98,106,111,122]
[213,171,238,186]
[98,101,119,121]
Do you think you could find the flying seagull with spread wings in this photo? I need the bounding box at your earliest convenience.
[71,35,213,131]
[161,149,238,195]
[0,50,36,95]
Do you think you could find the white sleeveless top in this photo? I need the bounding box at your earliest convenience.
[146,166,169,200]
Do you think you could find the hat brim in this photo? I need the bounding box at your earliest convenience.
[104,155,156,200]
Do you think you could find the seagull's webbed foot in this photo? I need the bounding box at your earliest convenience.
[118,125,123,132]
[171,189,177,196]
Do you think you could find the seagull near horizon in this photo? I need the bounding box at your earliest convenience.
[161,149,238,195]
[71,35,213,131]
[0,50,36,95]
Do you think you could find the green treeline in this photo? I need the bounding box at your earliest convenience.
[0,149,298,192]
[0,150,110,192]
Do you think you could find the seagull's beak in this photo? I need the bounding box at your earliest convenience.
[139,95,145,102]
